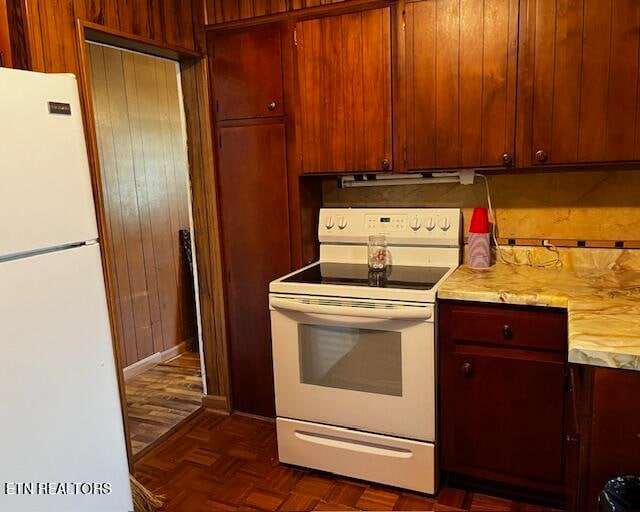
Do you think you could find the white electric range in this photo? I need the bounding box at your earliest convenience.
[269,208,461,494]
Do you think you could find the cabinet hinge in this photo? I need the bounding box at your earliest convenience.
[294,29,298,47]
[403,145,407,164]
[402,10,406,32]
[218,134,222,149]
[216,100,219,113]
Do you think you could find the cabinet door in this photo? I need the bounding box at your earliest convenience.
[217,123,291,417]
[520,0,640,166]
[585,367,640,508]
[210,26,284,120]
[442,351,566,487]
[295,7,392,173]
[397,0,518,170]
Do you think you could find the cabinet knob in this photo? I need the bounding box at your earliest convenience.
[461,362,473,376]
[502,153,513,166]
[381,159,390,171]
[267,100,277,112]
[535,149,548,163]
[503,324,513,340]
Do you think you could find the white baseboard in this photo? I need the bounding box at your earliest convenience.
[123,341,189,380]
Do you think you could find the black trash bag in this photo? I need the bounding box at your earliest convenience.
[599,476,640,512]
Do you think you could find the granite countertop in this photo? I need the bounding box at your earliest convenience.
[438,247,640,371]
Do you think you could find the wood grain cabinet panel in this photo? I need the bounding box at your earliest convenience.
[396,0,518,170]
[210,26,284,120]
[569,365,640,511]
[440,301,567,497]
[217,123,291,418]
[519,0,640,166]
[295,7,392,173]
[0,0,10,67]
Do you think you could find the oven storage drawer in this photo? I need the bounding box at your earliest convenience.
[276,418,436,494]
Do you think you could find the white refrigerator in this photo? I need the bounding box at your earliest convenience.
[0,68,133,511]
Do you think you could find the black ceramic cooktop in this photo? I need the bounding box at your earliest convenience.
[282,262,450,290]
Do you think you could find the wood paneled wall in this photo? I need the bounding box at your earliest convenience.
[76,0,196,49]
[204,0,352,24]
[88,43,195,367]
[21,0,200,74]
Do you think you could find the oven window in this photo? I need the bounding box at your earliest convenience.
[298,324,402,396]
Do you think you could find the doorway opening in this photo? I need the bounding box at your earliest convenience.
[86,42,205,456]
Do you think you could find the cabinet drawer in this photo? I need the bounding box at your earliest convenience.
[445,302,566,352]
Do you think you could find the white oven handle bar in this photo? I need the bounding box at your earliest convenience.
[270,296,432,320]
[294,431,414,459]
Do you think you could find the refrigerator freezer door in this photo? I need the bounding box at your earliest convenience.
[0,244,132,512]
[0,69,98,259]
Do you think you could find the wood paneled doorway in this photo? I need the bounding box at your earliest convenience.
[87,42,205,456]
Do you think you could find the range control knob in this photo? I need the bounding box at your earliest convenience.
[440,217,451,231]
[325,216,335,230]
[337,216,348,230]
[410,216,421,231]
[425,217,436,231]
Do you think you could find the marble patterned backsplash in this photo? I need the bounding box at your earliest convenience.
[471,245,640,271]
[322,169,640,242]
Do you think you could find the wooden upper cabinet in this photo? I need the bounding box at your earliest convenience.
[519,0,640,166]
[295,7,392,173]
[396,0,518,171]
[210,26,284,120]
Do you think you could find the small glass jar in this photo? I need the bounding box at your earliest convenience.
[368,234,388,271]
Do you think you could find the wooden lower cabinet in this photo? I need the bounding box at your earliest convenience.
[439,301,568,501]
[217,122,291,417]
[569,365,640,511]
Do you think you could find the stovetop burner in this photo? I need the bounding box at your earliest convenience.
[282,262,450,290]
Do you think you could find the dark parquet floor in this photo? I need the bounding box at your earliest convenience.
[134,411,562,512]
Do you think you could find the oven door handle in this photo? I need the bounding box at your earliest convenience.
[270,297,432,320]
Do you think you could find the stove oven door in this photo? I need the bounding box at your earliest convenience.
[270,294,435,441]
